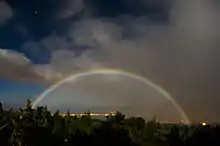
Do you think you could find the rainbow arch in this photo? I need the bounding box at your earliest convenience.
[32,68,190,124]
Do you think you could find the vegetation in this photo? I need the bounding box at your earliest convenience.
[0,100,219,146]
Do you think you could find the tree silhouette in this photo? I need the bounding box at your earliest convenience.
[0,102,3,114]
[0,99,219,146]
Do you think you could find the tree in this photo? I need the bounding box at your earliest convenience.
[0,102,3,114]
[124,117,146,145]
[26,99,32,109]
[0,101,219,146]
[167,126,183,146]
[107,111,125,124]
[145,116,160,140]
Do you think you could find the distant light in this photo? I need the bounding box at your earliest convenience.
[202,122,207,126]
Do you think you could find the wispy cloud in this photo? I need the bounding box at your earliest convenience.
[57,0,85,19]
[0,1,13,25]
[15,24,29,38]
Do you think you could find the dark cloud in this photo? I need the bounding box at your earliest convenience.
[84,0,170,21]
[0,1,13,25]
[0,48,49,84]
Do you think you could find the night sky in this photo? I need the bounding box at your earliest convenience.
[0,0,219,122]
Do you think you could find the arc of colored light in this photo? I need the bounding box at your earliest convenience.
[32,68,190,124]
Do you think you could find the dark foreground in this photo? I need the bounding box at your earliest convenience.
[0,100,220,146]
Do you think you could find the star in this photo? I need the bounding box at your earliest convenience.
[33,11,38,16]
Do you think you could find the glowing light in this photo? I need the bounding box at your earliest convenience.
[59,112,116,117]
[202,122,207,126]
[32,68,190,124]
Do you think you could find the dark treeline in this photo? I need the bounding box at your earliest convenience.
[0,100,220,146]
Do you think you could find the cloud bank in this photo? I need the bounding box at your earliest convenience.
[0,48,49,84]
